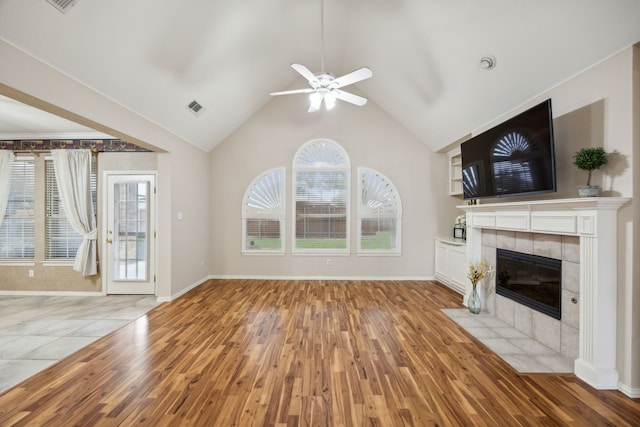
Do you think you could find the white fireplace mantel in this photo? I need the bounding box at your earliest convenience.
[458,197,630,391]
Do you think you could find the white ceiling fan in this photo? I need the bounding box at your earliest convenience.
[270,0,373,113]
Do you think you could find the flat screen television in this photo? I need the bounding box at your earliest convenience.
[461,99,556,200]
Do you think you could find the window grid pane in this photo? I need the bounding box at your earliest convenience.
[0,156,35,260]
[113,182,148,281]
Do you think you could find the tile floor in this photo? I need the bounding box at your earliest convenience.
[442,308,574,373]
[0,294,160,394]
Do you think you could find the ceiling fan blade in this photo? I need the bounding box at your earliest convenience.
[332,67,373,88]
[270,88,314,96]
[335,90,368,106]
[291,63,318,84]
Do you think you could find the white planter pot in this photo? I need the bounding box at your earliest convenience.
[578,185,600,197]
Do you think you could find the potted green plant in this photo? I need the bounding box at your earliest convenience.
[573,147,608,197]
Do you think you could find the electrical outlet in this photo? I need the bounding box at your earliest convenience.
[326,259,332,266]
[28,269,34,278]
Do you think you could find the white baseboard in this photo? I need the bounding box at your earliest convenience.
[156,276,211,303]
[0,290,104,297]
[207,275,435,281]
[157,275,437,303]
[0,277,439,301]
[617,381,640,398]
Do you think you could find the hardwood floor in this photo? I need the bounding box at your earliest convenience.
[0,279,638,426]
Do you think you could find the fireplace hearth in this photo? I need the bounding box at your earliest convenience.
[496,248,561,320]
[459,197,630,392]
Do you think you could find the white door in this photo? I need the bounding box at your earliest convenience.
[105,174,156,295]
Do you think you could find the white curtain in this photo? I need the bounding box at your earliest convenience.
[0,151,13,229]
[51,150,98,276]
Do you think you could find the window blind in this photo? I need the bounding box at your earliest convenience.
[358,168,402,253]
[44,156,97,261]
[0,156,35,260]
[293,140,350,252]
[243,168,284,253]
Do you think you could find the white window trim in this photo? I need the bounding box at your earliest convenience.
[42,260,76,267]
[0,154,35,263]
[292,139,351,256]
[0,261,35,267]
[241,167,286,256]
[357,167,403,256]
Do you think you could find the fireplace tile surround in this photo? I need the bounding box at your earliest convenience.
[483,229,580,361]
[458,197,630,391]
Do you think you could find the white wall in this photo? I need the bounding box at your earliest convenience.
[209,93,438,279]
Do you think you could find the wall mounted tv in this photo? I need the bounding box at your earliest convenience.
[461,99,556,200]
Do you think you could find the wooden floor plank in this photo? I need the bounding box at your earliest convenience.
[0,279,639,426]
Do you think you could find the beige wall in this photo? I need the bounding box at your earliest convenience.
[0,40,211,299]
[0,33,638,393]
[210,93,438,278]
[464,46,638,392]
[163,144,211,295]
[631,44,640,392]
[0,152,159,293]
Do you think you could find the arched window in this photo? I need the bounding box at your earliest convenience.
[357,168,402,254]
[242,167,285,254]
[293,139,350,253]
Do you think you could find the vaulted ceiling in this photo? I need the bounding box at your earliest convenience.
[1,0,639,153]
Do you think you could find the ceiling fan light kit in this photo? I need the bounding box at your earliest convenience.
[270,0,372,112]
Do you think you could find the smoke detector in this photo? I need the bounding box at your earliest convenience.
[45,0,78,14]
[480,56,497,70]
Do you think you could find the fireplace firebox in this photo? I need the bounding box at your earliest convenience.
[496,249,561,320]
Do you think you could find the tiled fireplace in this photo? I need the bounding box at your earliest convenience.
[481,229,580,362]
[459,197,630,391]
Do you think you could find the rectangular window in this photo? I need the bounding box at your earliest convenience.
[360,218,398,250]
[0,156,35,261]
[44,156,97,261]
[295,170,348,251]
[246,219,282,250]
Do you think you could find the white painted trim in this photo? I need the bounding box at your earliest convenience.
[156,276,211,303]
[460,197,631,392]
[0,290,104,296]
[617,381,640,398]
[155,276,440,308]
[102,171,158,296]
[207,275,434,281]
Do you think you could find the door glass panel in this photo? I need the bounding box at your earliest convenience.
[113,181,149,281]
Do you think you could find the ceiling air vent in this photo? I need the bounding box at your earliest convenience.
[45,0,78,14]
[186,100,205,117]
